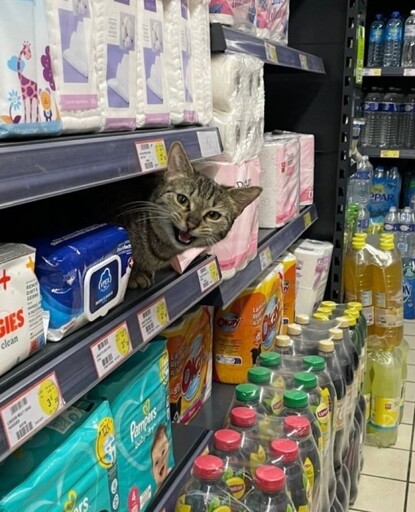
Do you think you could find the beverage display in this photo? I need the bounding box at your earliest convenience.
[360,89,383,147]
[275,335,294,356]
[379,89,403,148]
[247,367,283,416]
[367,14,385,67]
[383,12,404,67]
[402,10,415,67]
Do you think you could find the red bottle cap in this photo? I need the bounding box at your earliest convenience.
[213,429,242,452]
[283,415,311,436]
[270,439,299,462]
[254,465,286,493]
[230,407,257,427]
[193,455,224,480]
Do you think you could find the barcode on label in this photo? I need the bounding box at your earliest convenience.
[138,297,169,343]
[145,322,155,334]
[143,310,151,319]
[145,162,153,169]
[16,422,33,441]
[97,338,109,352]
[141,143,150,150]
[102,354,114,368]
[10,397,28,416]
[90,322,131,379]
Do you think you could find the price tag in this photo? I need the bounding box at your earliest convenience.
[380,150,400,158]
[363,68,381,76]
[304,211,312,228]
[197,131,222,158]
[138,297,170,342]
[135,139,168,173]
[197,259,220,292]
[259,247,272,271]
[90,322,132,379]
[403,68,415,76]
[0,373,64,449]
[264,42,278,63]
[299,54,309,70]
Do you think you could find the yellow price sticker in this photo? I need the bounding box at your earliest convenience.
[156,299,169,326]
[380,150,400,158]
[115,326,131,356]
[197,259,221,292]
[299,54,309,70]
[91,322,132,378]
[264,42,278,63]
[304,211,312,228]
[38,378,61,416]
[138,296,170,342]
[155,141,167,167]
[208,260,220,283]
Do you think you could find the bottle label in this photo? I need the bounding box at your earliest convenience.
[404,103,415,113]
[381,102,401,113]
[334,397,345,430]
[370,395,400,429]
[303,457,315,494]
[361,290,373,307]
[176,494,232,512]
[346,384,354,415]
[405,25,415,37]
[403,274,415,320]
[363,101,380,112]
[370,28,384,43]
[362,305,374,326]
[364,393,371,422]
[298,506,309,512]
[315,398,330,452]
[375,292,386,308]
[374,307,404,327]
[385,26,403,41]
[384,222,397,232]
[223,473,246,501]
[357,218,369,231]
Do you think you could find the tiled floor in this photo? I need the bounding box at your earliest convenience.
[350,321,415,512]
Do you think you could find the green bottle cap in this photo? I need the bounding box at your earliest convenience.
[235,383,260,402]
[303,355,326,372]
[258,352,282,369]
[248,367,272,384]
[283,390,309,408]
[294,372,318,390]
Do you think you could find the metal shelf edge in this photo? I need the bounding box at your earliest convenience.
[363,67,415,77]
[359,147,415,159]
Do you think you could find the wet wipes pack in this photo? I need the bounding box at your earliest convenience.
[0,399,119,512]
[33,224,133,341]
[89,338,175,512]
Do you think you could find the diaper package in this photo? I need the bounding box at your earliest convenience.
[44,0,102,132]
[93,0,138,131]
[213,263,284,384]
[89,338,175,512]
[33,224,132,341]
[0,399,119,511]
[0,244,46,377]
[209,0,256,33]
[256,0,290,44]
[276,251,296,334]
[163,306,213,424]
[137,0,170,127]
[196,157,261,280]
[163,0,197,125]
[292,239,334,316]
[0,0,62,138]
[259,132,300,228]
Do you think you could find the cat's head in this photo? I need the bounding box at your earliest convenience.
[151,142,262,250]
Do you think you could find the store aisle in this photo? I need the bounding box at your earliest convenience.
[350,322,415,512]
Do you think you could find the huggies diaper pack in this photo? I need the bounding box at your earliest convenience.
[0,244,46,377]
[0,399,119,511]
[89,338,175,512]
[33,224,132,341]
[213,263,284,384]
[162,305,213,424]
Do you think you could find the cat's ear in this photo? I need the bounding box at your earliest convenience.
[227,186,263,216]
[166,141,194,180]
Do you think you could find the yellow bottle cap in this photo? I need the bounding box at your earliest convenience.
[347,301,362,311]
[345,309,359,320]
[329,328,343,340]
[312,313,330,321]
[319,339,335,352]
[352,240,365,250]
[345,314,357,327]
[353,233,368,238]
[295,314,310,325]
[316,306,333,316]
[287,323,302,336]
[321,301,337,309]
[275,335,292,347]
[335,316,351,329]
[379,239,394,251]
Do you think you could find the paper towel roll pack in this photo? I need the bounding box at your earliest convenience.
[258,132,300,228]
[209,0,256,33]
[256,0,290,44]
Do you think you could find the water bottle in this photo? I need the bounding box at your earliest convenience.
[383,12,404,67]
[360,89,384,147]
[403,237,415,319]
[349,156,373,206]
[400,90,415,148]
[379,89,403,148]
[387,166,402,203]
[402,10,415,67]
[367,14,385,67]
[384,205,399,232]
[397,206,413,257]
[357,204,370,232]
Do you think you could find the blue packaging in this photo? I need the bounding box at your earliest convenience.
[0,399,119,511]
[403,260,415,319]
[89,338,175,512]
[34,224,133,341]
[369,166,401,223]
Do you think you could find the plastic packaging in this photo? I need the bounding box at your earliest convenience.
[367,14,385,67]
[383,12,404,67]
[402,10,415,67]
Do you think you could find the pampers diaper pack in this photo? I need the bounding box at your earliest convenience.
[33,224,132,341]
[162,305,213,423]
[0,244,45,377]
[89,338,175,512]
[0,399,119,511]
[213,263,284,384]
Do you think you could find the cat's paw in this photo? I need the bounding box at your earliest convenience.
[128,270,154,289]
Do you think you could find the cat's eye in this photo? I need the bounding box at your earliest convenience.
[176,194,189,206]
[206,211,221,220]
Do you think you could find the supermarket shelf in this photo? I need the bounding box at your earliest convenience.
[191,382,235,431]
[0,255,221,462]
[359,147,415,159]
[210,24,326,74]
[149,425,213,511]
[0,126,223,210]
[203,204,318,308]
[363,67,415,77]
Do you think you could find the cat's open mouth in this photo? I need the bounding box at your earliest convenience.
[174,227,194,245]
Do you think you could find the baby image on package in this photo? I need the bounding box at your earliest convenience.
[89,338,174,512]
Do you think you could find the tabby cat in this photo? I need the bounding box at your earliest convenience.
[120,141,262,289]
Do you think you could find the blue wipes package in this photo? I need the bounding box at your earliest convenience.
[33,224,133,341]
[89,338,175,512]
[0,399,119,512]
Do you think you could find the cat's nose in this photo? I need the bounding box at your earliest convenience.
[186,215,201,229]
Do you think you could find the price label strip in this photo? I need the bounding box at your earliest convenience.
[303,211,313,228]
[91,322,132,379]
[380,150,400,158]
[259,247,272,271]
[135,139,168,173]
[264,42,278,63]
[363,68,381,76]
[0,372,64,449]
[299,54,309,70]
[197,259,220,292]
[138,297,170,343]
[403,68,415,76]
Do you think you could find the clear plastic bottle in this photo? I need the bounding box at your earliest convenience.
[383,12,404,67]
[397,206,413,257]
[384,205,400,233]
[400,90,415,148]
[257,352,283,386]
[360,88,384,147]
[274,335,294,356]
[403,237,415,319]
[367,14,385,67]
[229,383,264,416]
[402,10,415,67]
[248,367,283,417]
[345,415,361,506]
[348,156,373,206]
[379,89,403,148]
